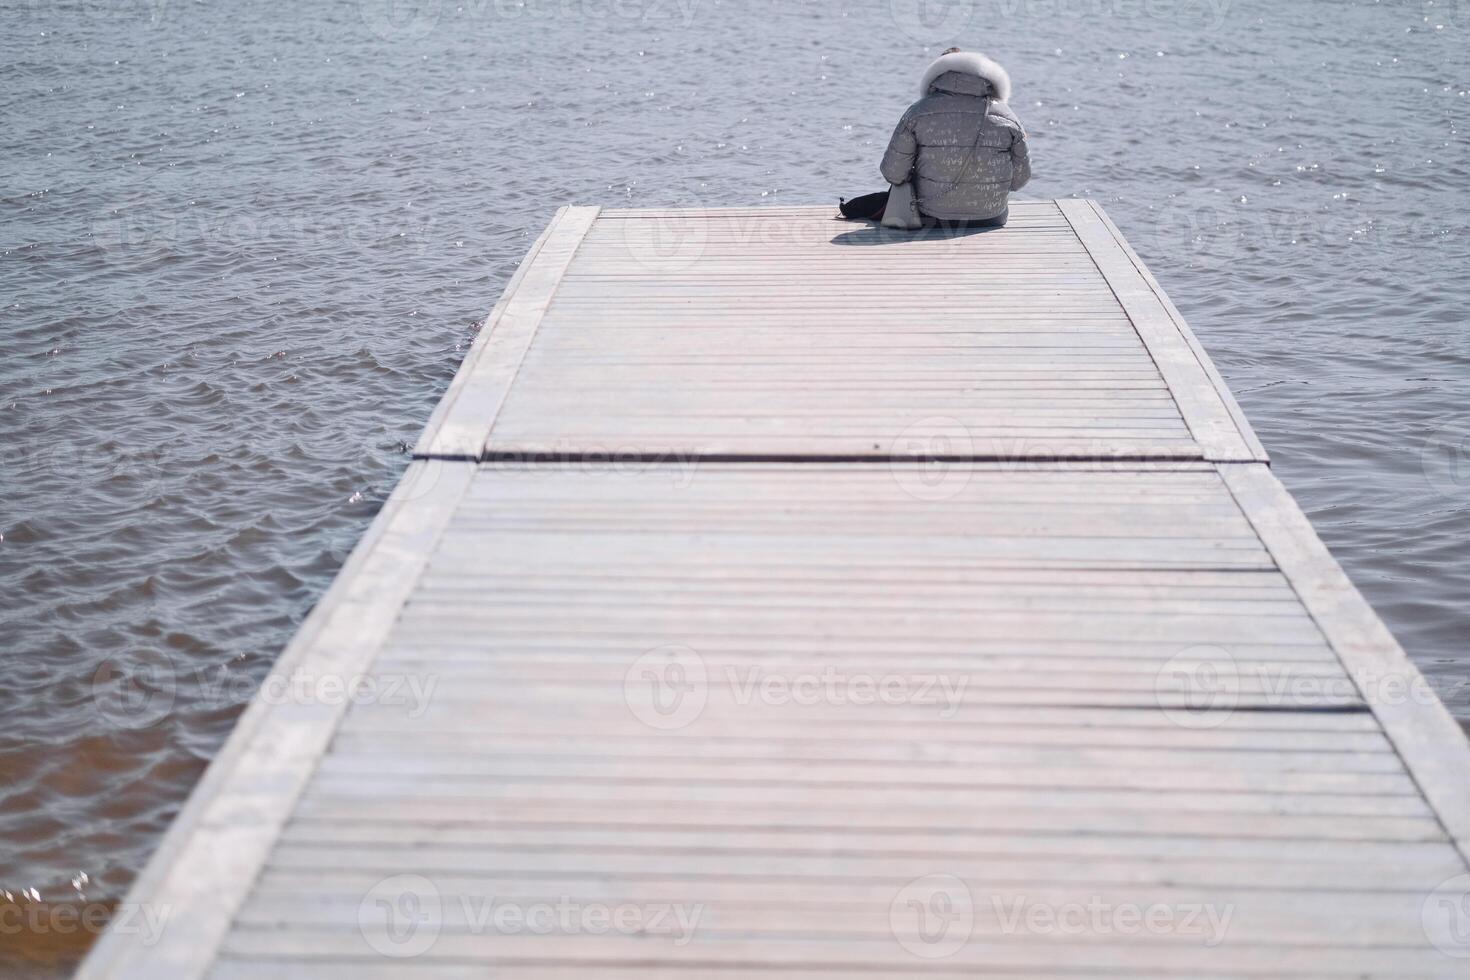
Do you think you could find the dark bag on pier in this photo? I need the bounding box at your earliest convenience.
[839,191,889,221]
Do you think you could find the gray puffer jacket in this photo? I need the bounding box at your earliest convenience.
[880,52,1031,222]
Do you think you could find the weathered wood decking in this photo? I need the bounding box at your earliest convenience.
[82,202,1470,977]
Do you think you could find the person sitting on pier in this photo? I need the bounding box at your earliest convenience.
[841,48,1031,229]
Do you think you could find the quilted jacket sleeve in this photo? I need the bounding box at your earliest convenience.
[990,101,1031,191]
[1009,129,1032,191]
[880,105,920,185]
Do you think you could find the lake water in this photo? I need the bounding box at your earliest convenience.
[2,0,1467,973]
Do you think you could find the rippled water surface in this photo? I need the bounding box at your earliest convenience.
[2,0,1467,973]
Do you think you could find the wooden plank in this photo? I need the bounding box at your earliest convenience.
[212,932,1469,976]
[348,696,1380,733]
[306,757,1403,795]
[415,566,1294,589]
[204,961,1462,980]
[278,821,1442,854]
[293,794,1443,840]
[201,963,1458,980]
[381,641,1344,667]
[320,735,1401,770]
[261,842,1440,889]
[405,591,1301,614]
[234,882,1455,938]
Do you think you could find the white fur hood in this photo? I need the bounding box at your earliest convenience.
[920,51,1012,102]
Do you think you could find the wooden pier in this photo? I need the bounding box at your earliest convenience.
[82,202,1470,977]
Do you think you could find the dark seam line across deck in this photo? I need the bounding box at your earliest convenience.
[469,451,1214,464]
